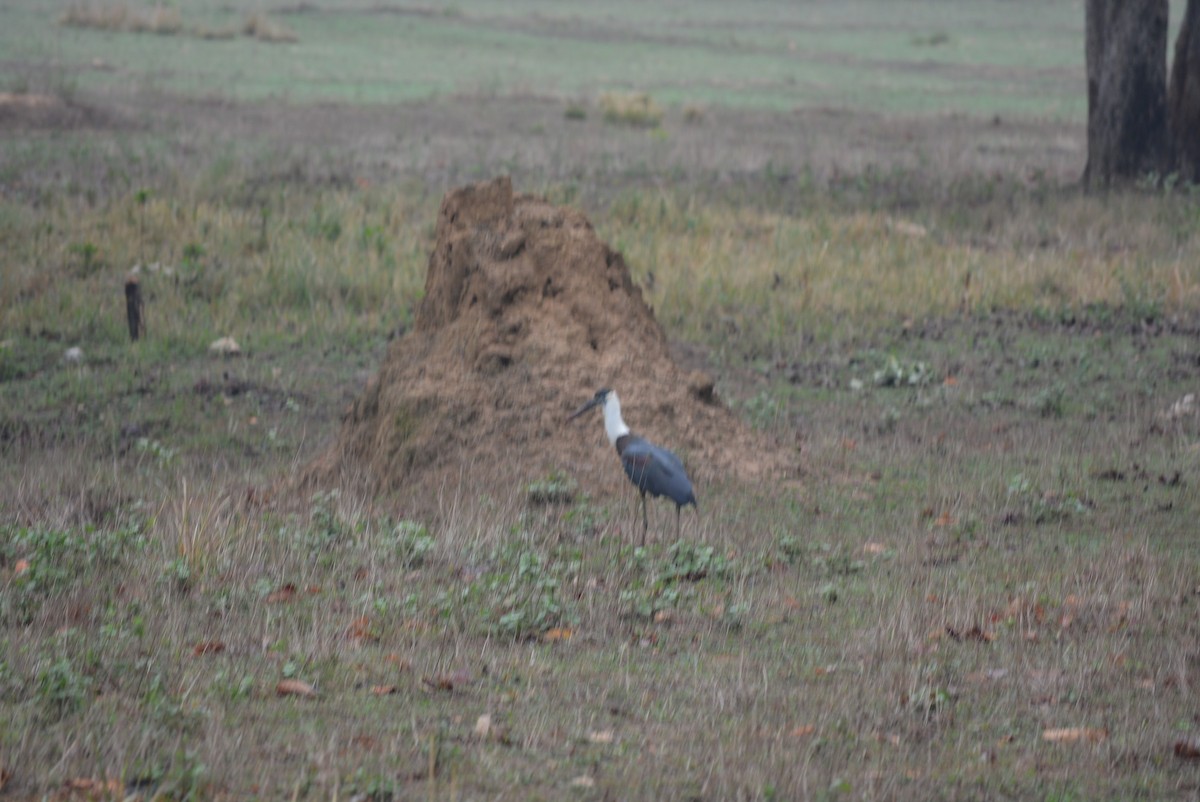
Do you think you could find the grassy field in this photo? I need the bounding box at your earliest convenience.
[4,1,1200,800]
[2,0,1112,118]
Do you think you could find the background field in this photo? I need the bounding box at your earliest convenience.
[4,0,1105,116]
[2,1,1200,800]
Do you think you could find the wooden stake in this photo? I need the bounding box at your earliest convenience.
[124,275,144,341]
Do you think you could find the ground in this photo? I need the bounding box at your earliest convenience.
[2,2,1200,800]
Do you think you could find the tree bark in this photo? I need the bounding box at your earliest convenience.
[1170,0,1200,181]
[1083,0,1169,187]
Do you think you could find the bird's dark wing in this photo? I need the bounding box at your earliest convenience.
[620,437,697,508]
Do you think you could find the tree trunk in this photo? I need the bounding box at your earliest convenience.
[1170,0,1200,181]
[1083,0,1169,187]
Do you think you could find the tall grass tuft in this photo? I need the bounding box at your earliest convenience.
[60,3,181,35]
[599,92,664,128]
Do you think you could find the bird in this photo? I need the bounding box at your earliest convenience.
[566,388,697,545]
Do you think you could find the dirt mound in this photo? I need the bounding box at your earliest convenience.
[303,177,795,502]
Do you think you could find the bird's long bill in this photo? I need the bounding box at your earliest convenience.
[565,396,603,423]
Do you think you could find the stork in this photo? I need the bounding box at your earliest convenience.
[567,388,697,545]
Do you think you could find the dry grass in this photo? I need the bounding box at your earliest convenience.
[1,409,1196,799]
[59,3,181,35]
[2,168,1199,798]
[58,4,297,43]
[599,189,1200,353]
[242,13,299,45]
[599,91,664,128]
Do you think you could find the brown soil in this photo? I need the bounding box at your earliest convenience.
[303,176,796,503]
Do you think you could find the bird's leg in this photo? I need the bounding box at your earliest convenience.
[675,505,681,540]
[640,491,648,548]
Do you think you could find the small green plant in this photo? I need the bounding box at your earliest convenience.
[1027,383,1066,418]
[620,582,680,620]
[1004,473,1090,525]
[68,241,102,274]
[385,519,434,568]
[525,472,578,505]
[812,543,865,577]
[563,499,601,536]
[307,490,347,546]
[776,532,806,565]
[36,656,91,719]
[2,523,147,622]
[481,540,569,638]
[161,556,192,592]
[182,242,205,263]
[873,355,931,387]
[661,540,732,583]
[212,670,255,702]
[564,103,587,121]
[136,437,177,468]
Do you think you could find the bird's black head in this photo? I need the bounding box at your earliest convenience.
[567,387,612,423]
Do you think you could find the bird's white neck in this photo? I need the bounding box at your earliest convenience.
[603,392,631,446]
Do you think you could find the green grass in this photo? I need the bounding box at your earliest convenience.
[2,0,1164,120]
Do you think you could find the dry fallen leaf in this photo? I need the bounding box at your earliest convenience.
[192,640,226,656]
[1042,727,1107,744]
[13,559,29,575]
[542,627,574,642]
[587,729,615,745]
[934,511,955,528]
[861,542,887,555]
[570,775,595,788]
[789,725,816,738]
[421,668,472,692]
[370,685,397,696]
[347,616,379,643]
[65,777,124,795]
[474,714,492,738]
[945,625,994,643]
[265,583,298,604]
[1175,738,1200,759]
[276,679,317,698]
